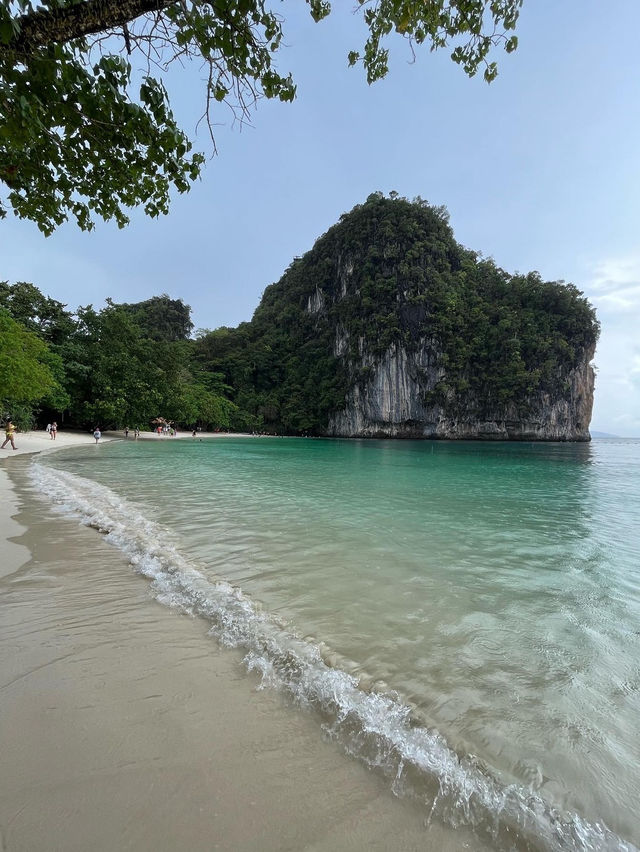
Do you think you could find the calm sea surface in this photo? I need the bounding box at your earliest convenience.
[36,437,640,850]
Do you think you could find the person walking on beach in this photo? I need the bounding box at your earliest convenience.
[1,421,17,450]
[46,423,51,435]
[50,421,57,440]
[124,426,129,438]
[134,427,140,439]
[93,427,101,444]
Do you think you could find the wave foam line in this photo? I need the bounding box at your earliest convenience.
[31,461,636,852]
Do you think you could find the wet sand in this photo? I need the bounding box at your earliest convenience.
[0,452,482,852]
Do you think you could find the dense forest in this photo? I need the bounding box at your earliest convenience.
[0,286,248,432]
[0,194,600,434]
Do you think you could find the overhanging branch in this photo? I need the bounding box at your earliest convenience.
[7,0,177,55]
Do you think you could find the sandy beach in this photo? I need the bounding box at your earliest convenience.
[1,430,110,579]
[0,433,477,851]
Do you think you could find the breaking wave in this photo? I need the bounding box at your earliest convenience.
[31,461,636,852]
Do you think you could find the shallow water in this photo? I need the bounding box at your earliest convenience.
[4,463,478,852]
[35,437,640,850]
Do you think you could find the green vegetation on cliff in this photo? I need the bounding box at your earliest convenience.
[1,194,599,434]
[195,194,599,431]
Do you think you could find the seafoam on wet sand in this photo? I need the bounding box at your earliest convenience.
[0,456,477,852]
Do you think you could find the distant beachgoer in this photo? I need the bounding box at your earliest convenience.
[134,427,140,439]
[192,429,197,438]
[45,423,51,434]
[93,427,101,444]
[124,426,129,438]
[50,422,57,440]
[1,421,17,450]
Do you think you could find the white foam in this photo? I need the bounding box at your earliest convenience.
[30,461,636,852]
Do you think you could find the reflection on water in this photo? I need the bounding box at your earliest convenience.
[43,437,640,847]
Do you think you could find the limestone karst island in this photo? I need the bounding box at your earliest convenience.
[1,194,599,441]
[201,193,599,441]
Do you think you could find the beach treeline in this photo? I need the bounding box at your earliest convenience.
[0,283,252,432]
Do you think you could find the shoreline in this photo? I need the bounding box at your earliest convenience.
[0,440,470,850]
[1,429,112,577]
[0,425,252,581]
[103,429,255,441]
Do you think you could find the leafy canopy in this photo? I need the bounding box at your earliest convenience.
[0,281,251,431]
[0,308,65,427]
[1,0,523,234]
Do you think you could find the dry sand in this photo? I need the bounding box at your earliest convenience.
[0,437,480,851]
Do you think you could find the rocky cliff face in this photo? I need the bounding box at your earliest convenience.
[300,200,598,441]
[211,195,599,440]
[324,334,595,441]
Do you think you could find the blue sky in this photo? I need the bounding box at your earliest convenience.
[3,0,640,435]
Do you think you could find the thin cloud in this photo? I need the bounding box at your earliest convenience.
[588,257,640,310]
[591,255,640,288]
[586,255,640,436]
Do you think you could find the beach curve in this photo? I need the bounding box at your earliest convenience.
[0,433,470,852]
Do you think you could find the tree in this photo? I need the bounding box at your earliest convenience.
[1,0,523,234]
[0,280,76,343]
[72,302,176,426]
[0,308,67,426]
[119,294,194,341]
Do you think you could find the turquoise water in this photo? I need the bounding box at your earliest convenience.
[36,437,640,850]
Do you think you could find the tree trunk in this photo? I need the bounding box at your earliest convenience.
[7,0,177,56]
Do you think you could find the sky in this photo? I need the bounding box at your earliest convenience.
[2,0,640,435]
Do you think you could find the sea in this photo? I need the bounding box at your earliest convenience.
[32,436,640,851]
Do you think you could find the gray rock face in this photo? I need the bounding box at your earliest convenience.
[299,200,598,442]
[325,335,595,441]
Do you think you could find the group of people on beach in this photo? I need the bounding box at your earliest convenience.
[1,421,104,450]
[46,422,100,442]
[48,422,101,443]
[1,421,209,450]
[155,423,176,436]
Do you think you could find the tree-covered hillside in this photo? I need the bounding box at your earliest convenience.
[195,193,599,432]
[1,194,599,436]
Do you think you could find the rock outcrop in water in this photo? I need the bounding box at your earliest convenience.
[197,193,599,440]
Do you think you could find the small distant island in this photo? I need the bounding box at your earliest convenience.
[1,194,599,440]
